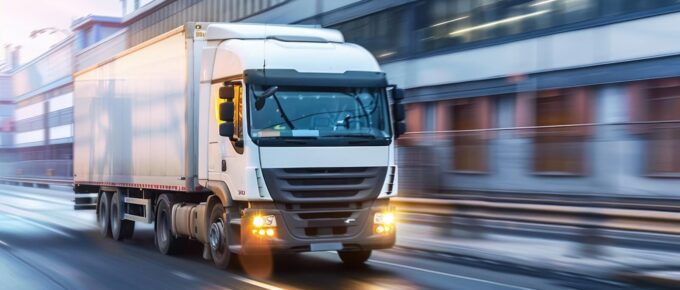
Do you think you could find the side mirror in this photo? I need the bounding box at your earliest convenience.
[219,102,234,122]
[394,88,405,102]
[219,123,234,139]
[254,86,279,111]
[219,85,234,100]
[395,122,406,137]
[393,103,405,122]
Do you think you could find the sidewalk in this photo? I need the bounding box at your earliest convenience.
[396,222,680,287]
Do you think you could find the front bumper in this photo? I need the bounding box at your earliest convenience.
[239,200,395,254]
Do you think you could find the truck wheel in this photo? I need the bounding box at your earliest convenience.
[209,203,233,269]
[97,191,112,238]
[111,190,135,241]
[338,250,372,266]
[155,195,185,255]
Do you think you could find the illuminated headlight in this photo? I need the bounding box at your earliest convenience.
[252,215,277,228]
[374,212,395,225]
[251,215,277,238]
[373,212,395,235]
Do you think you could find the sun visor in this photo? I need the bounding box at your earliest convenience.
[244,69,387,88]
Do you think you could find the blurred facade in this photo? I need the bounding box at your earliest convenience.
[1,0,679,199]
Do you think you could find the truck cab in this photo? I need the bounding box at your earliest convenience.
[197,23,404,266]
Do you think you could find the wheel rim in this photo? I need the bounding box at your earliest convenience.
[209,218,224,251]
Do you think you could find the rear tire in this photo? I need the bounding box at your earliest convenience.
[209,203,233,269]
[338,250,372,266]
[111,190,135,241]
[155,194,185,255]
[97,191,112,238]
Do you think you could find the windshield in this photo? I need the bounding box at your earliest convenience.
[248,85,392,146]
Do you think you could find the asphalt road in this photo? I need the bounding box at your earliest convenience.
[0,184,616,290]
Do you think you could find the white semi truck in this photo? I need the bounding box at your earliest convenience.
[73,23,405,268]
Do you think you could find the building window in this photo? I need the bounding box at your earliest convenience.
[645,84,680,174]
[332,0,680,62]
[532,89,590,174]
[331,6,408,62]
[445,97,493,172]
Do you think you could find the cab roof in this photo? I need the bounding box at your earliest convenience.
[205,23,344,43]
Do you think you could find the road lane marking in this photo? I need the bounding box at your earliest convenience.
[7,214,73,238]
[0,188,73,206]
[0,198,95,231]
[171,270,197,281]
[233,276,286,290]
[369,259,535,290]
[0,240,8,247]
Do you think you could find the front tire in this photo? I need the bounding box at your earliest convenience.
[209,203,233,269]
[111,190,135,241]
[97,191,112,238]
[155,194,185,255]
[338,250,372,266]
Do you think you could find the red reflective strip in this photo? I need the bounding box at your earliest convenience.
[75,181,188,192]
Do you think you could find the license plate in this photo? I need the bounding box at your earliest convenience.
[310,242,343,252]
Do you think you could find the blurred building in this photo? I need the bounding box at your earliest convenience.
[298,0,680,199]
[5,16,123,179]
[0,45,18,176]
[2,0,680,199]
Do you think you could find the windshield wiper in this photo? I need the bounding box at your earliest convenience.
[270,93,296,129]
[254,86,296,130]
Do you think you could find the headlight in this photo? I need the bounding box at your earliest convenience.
[251,214,277,238]
[252,215,277,228]
[374,212,395,235]
[374,212,395,225]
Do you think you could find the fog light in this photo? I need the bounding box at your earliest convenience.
[376,225,385,234]
[266,228,275,237]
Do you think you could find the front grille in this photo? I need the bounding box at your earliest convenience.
[263,167,387,203]
[263,167,387,239]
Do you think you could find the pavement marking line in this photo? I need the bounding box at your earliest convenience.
[0,240,8,247]
[171,270,197,281]
[7,214,73,238]
[0,198,95,231]
[0,188,73,206]
[369,259,536,290]
[232,276,286,290]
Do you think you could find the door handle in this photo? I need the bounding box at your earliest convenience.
[221,160,227,172]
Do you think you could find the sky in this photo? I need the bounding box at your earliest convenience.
[0,0,121,65]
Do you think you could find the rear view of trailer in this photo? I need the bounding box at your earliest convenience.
[73,27,199,192]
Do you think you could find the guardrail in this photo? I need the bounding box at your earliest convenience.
[0,176,96,210]
[391,196,680,235]
[2,176,679,238]
[0,176,73,186]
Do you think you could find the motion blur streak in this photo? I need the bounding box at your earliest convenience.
[0,185,577,290]
[2,0,680,289]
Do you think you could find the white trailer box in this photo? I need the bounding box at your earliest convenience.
[74,26,200,192]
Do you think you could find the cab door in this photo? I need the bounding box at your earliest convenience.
[208,79,246,196]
